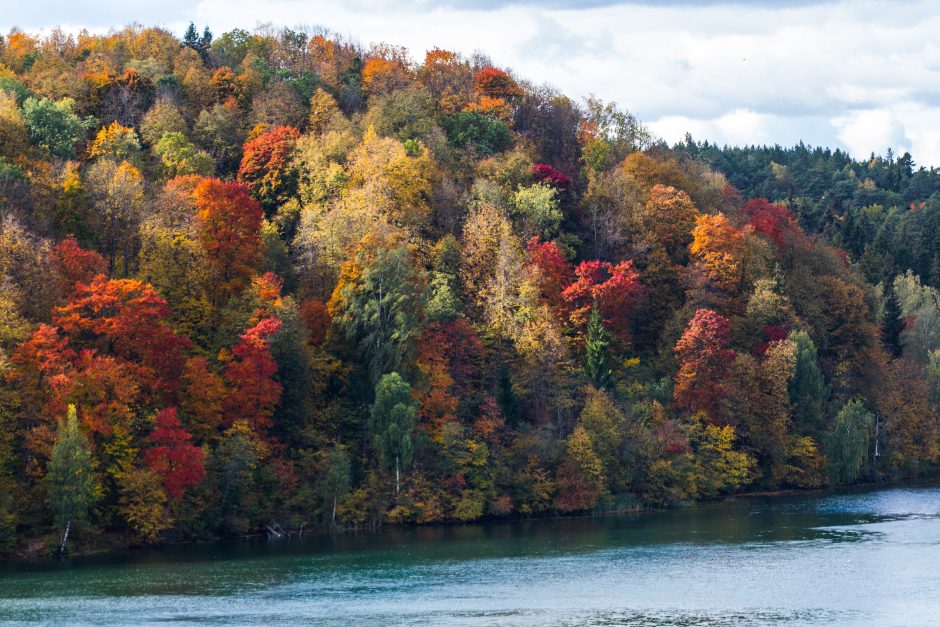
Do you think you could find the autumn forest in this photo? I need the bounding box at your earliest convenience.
[1,23,940,556]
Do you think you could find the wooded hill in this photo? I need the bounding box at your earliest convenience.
[0,23,938,555]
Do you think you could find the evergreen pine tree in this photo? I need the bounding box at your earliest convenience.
[182,23,200,50]
[584,303,611,388]
[883,280,904,358]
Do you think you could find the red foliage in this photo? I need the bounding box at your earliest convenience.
[741,198,803,247]
[526,236,573,310]
[179,356,228,443]
[194,178,263,297]
[236,126,300,208]
[474,67,522,100]
[50,237,108,293]
[52,276,190,398]
[415,319,484,438]
[562,259,643,345]
[53,351,140,436]
[299,299,330,346]
[144,407,206,498]
[754,324,790,356]
[673,308,735,421]
[530,164,571,191]
[224,317,283,432]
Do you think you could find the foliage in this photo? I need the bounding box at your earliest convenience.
[0,23,938,552]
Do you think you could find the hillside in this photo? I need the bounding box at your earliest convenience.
[0,24,939,555]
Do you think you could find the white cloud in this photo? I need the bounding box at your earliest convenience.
[7,0,940,165]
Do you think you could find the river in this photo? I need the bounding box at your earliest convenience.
[2,486,939,625]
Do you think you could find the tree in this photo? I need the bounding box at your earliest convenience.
[155,132,214,178]
[319,444,351,525]
[21,96,88,158]
[511,183,562,239]
[474,67,522,100]
[237,125,300,210]
[562,259,642,346]
[555,425,605,512]
[443,111,512,156]
[330,244,425,385]
[370,372,418,496]
[86,159,145,274]
[179,356,227,444]
[194,178,263,300]
[525,236,572,310]
[143,408,206,499]
[689,212,746,294]
[87,122,142,164]
[674,309,734,420]
[788,330,829,437]
[53,275,190,399]
[224,317,284,432]
[638,184,699,262]
[46,405,98,553]
[824,399,873,485]
[584,304,611,388]
[139,98,187,146]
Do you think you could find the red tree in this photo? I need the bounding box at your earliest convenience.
[562,259,643,345]
[742,198,802,247]
[144,407,206,498]
[526,236,573,310]
[236,125,300,209]
[474,67,522,100]
[673,308,735,421]
[224,317,283,432]
[50,237,108,293]
[531,164,571,191]
[53,276,190,398]
[194,178,263,298]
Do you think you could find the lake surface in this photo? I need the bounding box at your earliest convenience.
[2,486,940,625]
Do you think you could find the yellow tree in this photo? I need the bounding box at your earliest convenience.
[689,212,746,294]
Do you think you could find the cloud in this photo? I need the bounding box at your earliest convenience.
[6,0,940,165]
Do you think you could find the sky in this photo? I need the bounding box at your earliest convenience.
[7,0,940,166]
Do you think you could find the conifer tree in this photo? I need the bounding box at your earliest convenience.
[584,303,611,388]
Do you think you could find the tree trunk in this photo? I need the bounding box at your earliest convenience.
[59,519,71,555]
[395,456,400,497]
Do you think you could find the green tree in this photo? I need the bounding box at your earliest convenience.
[46,405,99,553]
[511,183,562,239]
[370,372,417,496]
[824,399,874,485]
[21,96,89,158]
[584,303,611,388]
[319,444,351,525]
[788,330,829,437]
[155,132,214,177]
[333,245,426,385]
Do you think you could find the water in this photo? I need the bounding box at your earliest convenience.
[2,486,940,625]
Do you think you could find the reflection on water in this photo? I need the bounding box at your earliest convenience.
[2,486,940,625]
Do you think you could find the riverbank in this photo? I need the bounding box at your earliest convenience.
[7,478,935,564]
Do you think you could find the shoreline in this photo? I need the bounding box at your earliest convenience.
[5,478,938,566]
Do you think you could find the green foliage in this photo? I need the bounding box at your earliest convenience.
[333,245,425,385]
[511,183,562,239]
[370,372,418,492]
[788,330,829,436]
[824,399,874,485]
[21,96,89,158]
[46,406,100,535]
[155,132,214,177]
[584,304,612,388]
[443,110,511,155]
